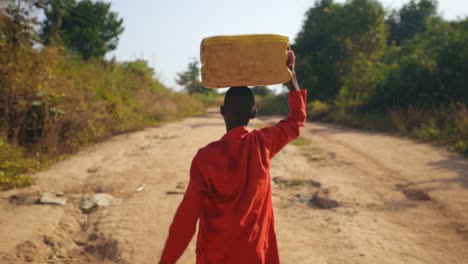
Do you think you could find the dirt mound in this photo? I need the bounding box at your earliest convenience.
[402,189,431,201]
[292,187,340,209]
[15,241,37,262]
[395,184,431,201]
[84,236,122,262]
[310,188,340,209]
[8,193,40,205]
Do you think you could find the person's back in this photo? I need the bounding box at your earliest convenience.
[160,50,306,264]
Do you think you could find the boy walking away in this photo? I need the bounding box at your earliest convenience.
[160,50,307,264]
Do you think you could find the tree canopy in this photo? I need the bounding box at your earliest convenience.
[41,0,124,60]
[386,0,438,45]
[288,0,468,154]
[292,0,467,109]
[176,60,212,94]
[293,0,386,105]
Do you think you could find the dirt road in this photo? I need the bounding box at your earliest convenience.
[1,112,468,263]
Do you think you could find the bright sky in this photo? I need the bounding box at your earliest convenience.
[106,0,468,91]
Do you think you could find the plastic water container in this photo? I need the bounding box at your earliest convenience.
[200,34,292,88]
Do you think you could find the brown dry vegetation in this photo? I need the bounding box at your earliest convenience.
[0,12,208,190]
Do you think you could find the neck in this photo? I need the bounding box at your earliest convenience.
[226,123,247,132]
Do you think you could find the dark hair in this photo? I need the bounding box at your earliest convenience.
[223,86,255,115]
[224,86,255,108]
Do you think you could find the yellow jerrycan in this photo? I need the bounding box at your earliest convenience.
[200,34,292,88]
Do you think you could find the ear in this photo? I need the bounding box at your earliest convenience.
[250,108,257,119]
[220,105,225,116]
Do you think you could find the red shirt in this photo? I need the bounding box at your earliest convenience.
[161,90,307,264]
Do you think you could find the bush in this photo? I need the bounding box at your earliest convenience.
[453,107,468,154]
[0,4,207,190]
[0,139,37,190]
[287,0,468,156]
[454,107,468,137]
[454,140,468,155]
[307,100,330,119]
[258,94,289,115]
[0,47,205,189]
[412,118,441,140]
[0,47,206,190]
[191,92,224,108]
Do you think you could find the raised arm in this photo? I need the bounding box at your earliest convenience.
[286,49,301,93]
[258,49,307,158]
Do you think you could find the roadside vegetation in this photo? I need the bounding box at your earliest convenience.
[262,0,468,155]
[0,1,212,190]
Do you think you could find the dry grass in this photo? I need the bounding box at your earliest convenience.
[0,16,206,190]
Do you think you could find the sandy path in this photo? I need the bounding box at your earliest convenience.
[1,112,468,263]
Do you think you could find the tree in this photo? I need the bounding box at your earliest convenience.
[41,0,124,60]
[176,60,211,94]
[1,1,46,143]
[252,86,273,97]
[0,0,43,48]
[386,0,438,45]
[123,60,155,80]
[292,0,344,101]
[293,0,386,105]
[373,17,468,108]
[436,19,468,105]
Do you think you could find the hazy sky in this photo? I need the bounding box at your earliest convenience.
[106,0,468,90]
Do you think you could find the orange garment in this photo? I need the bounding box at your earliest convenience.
[161,90,307,264]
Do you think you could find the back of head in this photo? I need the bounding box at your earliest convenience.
[223,86,255,126]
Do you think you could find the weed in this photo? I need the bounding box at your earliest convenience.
[291,136,312,147]
[454,140,468,155]
[257,94,289,116]
[0,140,37,190]
[289,178,305,187]
[307,100,330,119]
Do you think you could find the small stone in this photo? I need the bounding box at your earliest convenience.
[175,182,186,190]
[306,179,322,188]
[310,188,340,209]
[309,154,321,161]
[80,193,122,214]
[73,239,87,246]
[80,198,98,214]
[139,144,151,150]
[402,189,431,201]
[87,165,101,173]
[54,191,64,196]
[9,193,40,205]
[93,193,122,207]
[39,192,67,206]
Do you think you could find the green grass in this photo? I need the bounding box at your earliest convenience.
[289,178,305,187]
[291,136,312,147]
[0,140,37,190]
[321,107,468,156]
[274,177,305,188]
[289,136,328,163]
